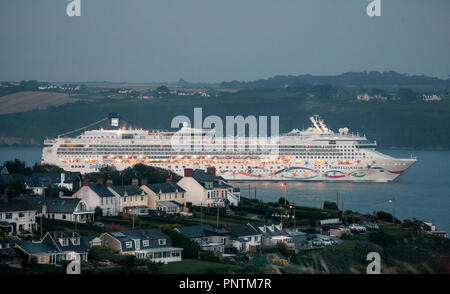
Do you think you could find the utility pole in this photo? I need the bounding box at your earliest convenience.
[389,197,396,224]
[254,186,256,200]
[200,203,203,225]
[216,206,219,228]
[336,191,339,210]
[248,184,251,199]
[132,213,135,230]
[341,200,344,224]
[282,182,287,205]
[292,203,296,229]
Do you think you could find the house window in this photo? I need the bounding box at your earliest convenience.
[124,197,127,203]
[5,213,12,219]
[158,239,166,245]
[0,213,2,219]
[19,212,25,218]
[61,238,68,246]
[125,241,132,248]
[141,196,144,201]
[172,251,180,257]
[143,240,149,247]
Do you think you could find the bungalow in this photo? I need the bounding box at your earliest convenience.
[24,196,95,223]
[108,185,149,215]
[16,231,89,264]
[100,229,183,264]
[177,168,240,207]
[175,224,230,254]
[72,179,120,216]
[249,220,293,247]
[140,179,186,214]
[226,225,262,253]
[0,197,37,235]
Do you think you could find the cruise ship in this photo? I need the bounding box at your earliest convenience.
[42,115,416,182]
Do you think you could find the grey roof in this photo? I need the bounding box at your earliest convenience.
[89,184,115,197]
[249,220,281,227]
[145,183,186,194]
[106,229,173,252]
[26,172,81,188]
[157,201,183,208]
[109,185,144,196]
[0,198,36,212]
[23,196,82,214]
[227,225,261,238]
[192,169,229,189]
[17,231,88,255]
[16,240,60,255]
[176,224,229,238]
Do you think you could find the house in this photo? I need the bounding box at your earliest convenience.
[72,179,120,216]
[0,241,23,267]
[0,197,37,235]
[100,229,183,264]
[175,224,230,254]
[177,168,240,207]
[226,225,262,253]
[141,178,187,213]
[16,231,89,264]
[26,172,82,195]
[24,196,95,223]
[108,184,149,215]
[249,220,292,247]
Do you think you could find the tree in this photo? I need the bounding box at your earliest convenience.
[3,159,33,176]
[94,207,103,219]
[161,228,200,259]
[323,201,338,211]
[32,163,65,173]
[44,184,73,197]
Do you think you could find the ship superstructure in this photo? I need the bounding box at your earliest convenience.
[42,115,416,182]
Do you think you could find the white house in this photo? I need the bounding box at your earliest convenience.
[0,197,37,235]
[72,179,120,216]
[177,168,240,207]
[226,225,262,253]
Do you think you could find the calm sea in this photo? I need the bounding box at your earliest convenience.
[1,147,449,235]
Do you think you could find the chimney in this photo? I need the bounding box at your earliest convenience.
[60,173,65,185]
[141,178,148,185]
[165,177,172,184]
[59,191,64,198]
[97,178,104,185]
[184,168,193,177]
[42,203,47,215]
[132,178,139,186]
[106,179,113,187]
[206,167,216,176]
[82,179,89,186]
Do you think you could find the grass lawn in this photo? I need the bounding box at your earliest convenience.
[159,260,244,274]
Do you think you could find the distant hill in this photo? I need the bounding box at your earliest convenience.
[221,71,450,91]
[0,91,79,115]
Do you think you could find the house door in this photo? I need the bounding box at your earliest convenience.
[135,240,140,250]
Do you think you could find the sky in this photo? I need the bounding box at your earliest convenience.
[0,0,449,83]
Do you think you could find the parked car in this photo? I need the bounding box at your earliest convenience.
[363,222,379,230]
[312,238,322,246]
[307,234,317,240]
[93,222,104,227]
[322,238,337,246]
[349,224,366,232]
